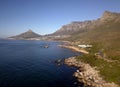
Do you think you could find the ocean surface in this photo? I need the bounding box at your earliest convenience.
[0,40,83,87]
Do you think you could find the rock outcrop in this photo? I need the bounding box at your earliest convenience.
[65,57,119,87]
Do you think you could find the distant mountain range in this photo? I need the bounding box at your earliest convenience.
[10,11,120,40]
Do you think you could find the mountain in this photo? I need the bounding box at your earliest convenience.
[10,29,41,39]
[52,21,93,35]
[52,11,120,36]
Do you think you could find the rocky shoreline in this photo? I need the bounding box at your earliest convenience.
[64,57,119,87]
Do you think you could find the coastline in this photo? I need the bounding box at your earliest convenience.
[60,41,119,87]
[58,45,89,54]
[64,57,119,87]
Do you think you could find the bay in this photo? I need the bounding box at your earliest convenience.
[0,40,83,87]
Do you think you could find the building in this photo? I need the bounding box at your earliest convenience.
[78,45,92,48]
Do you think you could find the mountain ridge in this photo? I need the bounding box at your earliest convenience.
[52,11,120,36]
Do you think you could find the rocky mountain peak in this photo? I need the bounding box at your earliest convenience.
[103,11,113,16]
[27,29,33,32]
[100,11,120,21]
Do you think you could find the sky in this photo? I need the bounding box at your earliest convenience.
[0,0,120,38]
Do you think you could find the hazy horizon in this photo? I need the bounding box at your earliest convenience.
[0,0,120,38]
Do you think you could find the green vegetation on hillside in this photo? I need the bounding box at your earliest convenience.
[76,52,120,85]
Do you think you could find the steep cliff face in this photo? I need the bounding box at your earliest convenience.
[52,11,120,36]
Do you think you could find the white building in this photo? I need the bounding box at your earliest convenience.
[78,45,92,48]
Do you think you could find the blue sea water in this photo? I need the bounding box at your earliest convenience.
[0,40,83,87]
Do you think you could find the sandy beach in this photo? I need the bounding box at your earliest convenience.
[58,45,89,54]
